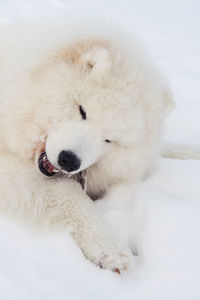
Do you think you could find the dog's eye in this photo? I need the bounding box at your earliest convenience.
[79,105,87,120]
[105,139,112,143]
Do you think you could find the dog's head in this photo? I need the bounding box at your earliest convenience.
[3,38,174,185]
[34,39,147,178]
[30,38,174,182]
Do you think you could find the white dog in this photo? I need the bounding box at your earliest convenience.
[0,19,175,272]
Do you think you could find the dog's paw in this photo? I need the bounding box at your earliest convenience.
[97,248,132,273]
[84,239,133,273]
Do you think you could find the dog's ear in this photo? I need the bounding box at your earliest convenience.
[80,47,112,75]
[62,42,113,82]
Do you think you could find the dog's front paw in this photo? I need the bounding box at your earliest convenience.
[97,248,132,273]
[84,239,133,273]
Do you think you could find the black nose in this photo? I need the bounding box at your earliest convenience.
[58,150,81,172]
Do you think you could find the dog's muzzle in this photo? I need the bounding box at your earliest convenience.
[37,150,87,190]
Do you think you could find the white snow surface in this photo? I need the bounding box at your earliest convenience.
[0,1,200,299]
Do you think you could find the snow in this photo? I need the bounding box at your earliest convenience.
[0,1,200,299]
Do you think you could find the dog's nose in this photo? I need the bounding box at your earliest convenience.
[58,150,81,172]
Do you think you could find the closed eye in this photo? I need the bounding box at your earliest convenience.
[79,105,87,120]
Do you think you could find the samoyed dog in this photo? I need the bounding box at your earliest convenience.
[0,17,175,272]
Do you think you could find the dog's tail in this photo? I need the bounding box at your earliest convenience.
[161,143,200,160]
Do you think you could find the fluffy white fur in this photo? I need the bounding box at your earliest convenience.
[0,17,174,272]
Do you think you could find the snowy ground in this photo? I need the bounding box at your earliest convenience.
[0,1,200,299]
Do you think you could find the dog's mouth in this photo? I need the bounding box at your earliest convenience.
[38,151,60,177]
[38,150,87,190]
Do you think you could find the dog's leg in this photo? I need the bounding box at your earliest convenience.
[0,153,133,272]
[39,179,133,272]
[95,183,138,250]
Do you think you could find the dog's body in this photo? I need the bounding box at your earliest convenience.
[0,20,174,271]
